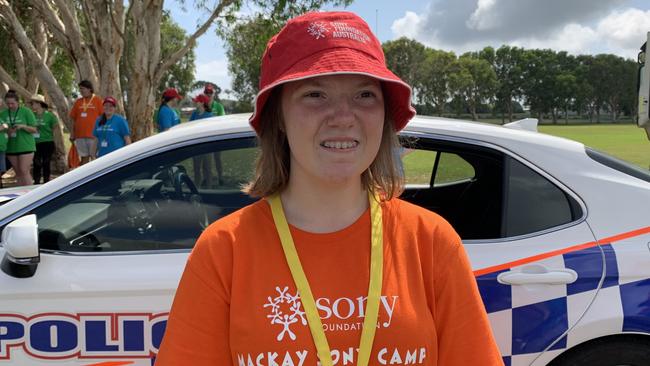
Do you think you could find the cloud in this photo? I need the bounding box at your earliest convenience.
[195,59,233,97]
[391,0,646,58]
[597,8,650,53]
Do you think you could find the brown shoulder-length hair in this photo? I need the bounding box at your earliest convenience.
[243,84,404,200]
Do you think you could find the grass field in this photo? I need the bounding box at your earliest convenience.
[400,123,650,185]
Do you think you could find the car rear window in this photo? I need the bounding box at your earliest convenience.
[586,147,650,183]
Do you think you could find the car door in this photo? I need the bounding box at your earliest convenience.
[399,135,601,366]
[0,136,258,365]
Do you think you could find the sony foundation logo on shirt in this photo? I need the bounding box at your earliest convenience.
[307,21,370,44]
[264,286,398,342]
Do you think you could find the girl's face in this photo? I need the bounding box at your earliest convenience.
[31,101,43,113]
[168,99,177,107]
[280,74,385,187]
[104,103,115,116]
[5,98,18,111]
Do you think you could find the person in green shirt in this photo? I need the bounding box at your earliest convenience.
[203,84,225,116]
[30,94,58,184]
[0,96,8,179]
[0,90,37,186]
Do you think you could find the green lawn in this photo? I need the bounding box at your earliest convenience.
[401,123,650,185]
[539,124,650,169]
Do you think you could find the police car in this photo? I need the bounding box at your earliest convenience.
[1,114,649,366]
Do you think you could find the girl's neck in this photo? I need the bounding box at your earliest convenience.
[105,113,113,120]
[279,175,368,233]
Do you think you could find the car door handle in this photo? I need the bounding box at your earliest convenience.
[497,268,578,285]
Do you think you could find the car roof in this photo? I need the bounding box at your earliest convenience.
[0,113,587,222]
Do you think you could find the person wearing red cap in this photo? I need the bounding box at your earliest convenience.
[70,80,103,165]
[203,83,225,117]
[190,93,215,187]
[92,96,130,158]
[157,88,182,132]
[157,11,502,366]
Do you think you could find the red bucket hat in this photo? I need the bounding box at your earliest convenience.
[249,11,415,133]
[193,94,211,104]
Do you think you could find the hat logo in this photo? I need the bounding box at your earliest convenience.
[307,22,329,39]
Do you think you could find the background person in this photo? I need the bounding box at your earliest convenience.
[203,84,225,117]
[70,80,103,165]
[190,94,214,187]
[93,96,131,158]
[156,11,501,366]
[1,90,37,186]
[30,94,58,184]
[0,98,7,187]
[204,84,226,185]
[157,88,182,132]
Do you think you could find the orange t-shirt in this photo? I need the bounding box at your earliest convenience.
[156,198,502,366]
[69,94,103,138]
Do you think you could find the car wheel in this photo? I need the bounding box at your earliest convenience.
[549,335,650,366]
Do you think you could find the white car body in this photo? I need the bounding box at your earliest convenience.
[0,114,649,366]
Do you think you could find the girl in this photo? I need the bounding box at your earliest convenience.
[30,94,58,183]
[157,11,502,366]
[93,96,131,158]
[0,90,37,186]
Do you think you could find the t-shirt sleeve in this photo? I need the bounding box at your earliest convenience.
[95,98,104,116]
[155,228,233,365]
[24,108,36,126]
[69,101,78,119]
[431,221,503,365]
[121,118,130,137]
[49,113,58,127]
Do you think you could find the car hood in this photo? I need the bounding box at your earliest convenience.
[0,185,38,205]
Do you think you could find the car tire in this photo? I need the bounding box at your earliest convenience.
[549,335,650,366]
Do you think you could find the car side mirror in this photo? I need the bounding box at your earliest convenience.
[0,214,39,278]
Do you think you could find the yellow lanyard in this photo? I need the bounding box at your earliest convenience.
[269,191,383,366]
[81,95,95,111]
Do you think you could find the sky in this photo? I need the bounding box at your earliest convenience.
[166,0,650,98]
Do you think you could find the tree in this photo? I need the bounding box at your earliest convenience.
[450,55,497,121]
[0,0,236,141]
[219,0,353,110]
[520,49,560,123]
[383,37,428,90]
[156,13,197,97]
[418,49,457,116]
[493,45,524,122]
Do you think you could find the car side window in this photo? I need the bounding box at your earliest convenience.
[34,137,258,253]
[503,157,576,237]
[399,137,581,240]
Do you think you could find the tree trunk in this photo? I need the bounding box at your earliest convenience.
[552,108,557,124]
[0,1,72,131]
[28,14,49,94]
[507,98,513,122]
[11,43,27,86]
[125,0,163,141]
[565,105,569,125]
[470,103,478,121]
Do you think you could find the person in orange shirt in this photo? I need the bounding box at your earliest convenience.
[69,79,103,165]
[156,11,502,366]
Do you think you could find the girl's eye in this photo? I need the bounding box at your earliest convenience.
[360,91,376,98]
[305,92,323,98]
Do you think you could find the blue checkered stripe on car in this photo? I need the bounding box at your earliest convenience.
[475,243,650,366]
